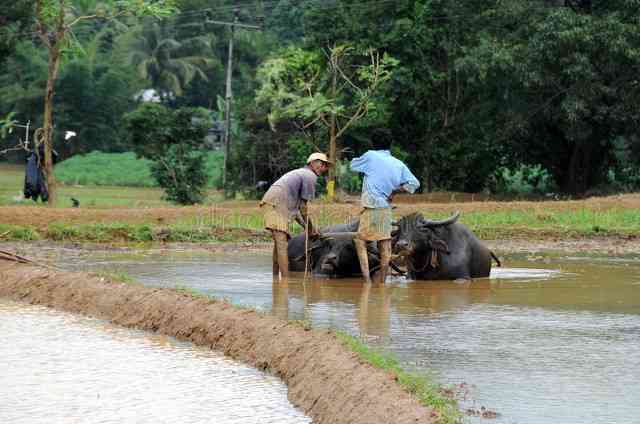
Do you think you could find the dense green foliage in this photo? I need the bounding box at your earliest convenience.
[1,0,640,196]
[125,103,212,204]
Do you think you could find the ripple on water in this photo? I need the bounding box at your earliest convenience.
[0,300,310,424]
[55,250,640,424]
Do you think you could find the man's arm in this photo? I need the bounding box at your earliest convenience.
[400,164,420,194]
[388,165,420,202]
[349,152,370,173]
[296,200,317,236]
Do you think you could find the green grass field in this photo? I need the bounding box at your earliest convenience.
[0,151,226,208]
[0,162,169,207]
[54,151,224,188]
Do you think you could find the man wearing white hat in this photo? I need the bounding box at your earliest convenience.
[260,152,332,280]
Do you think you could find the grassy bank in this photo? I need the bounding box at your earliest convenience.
[2,159,640,243]
[0,222,270,243]
[1,205,639,243]
[335,331,462,423]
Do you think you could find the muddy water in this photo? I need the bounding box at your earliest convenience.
[0,299,310,424]
[61,250,640,424]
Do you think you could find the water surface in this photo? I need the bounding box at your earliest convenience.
[0,299,310,424]
[58,250,640,424]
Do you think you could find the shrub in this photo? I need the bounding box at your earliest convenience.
[490,164,557,195]
[125,104,212,204]
[150,145,209,205]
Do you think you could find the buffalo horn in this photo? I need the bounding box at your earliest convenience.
[419,211,460,227]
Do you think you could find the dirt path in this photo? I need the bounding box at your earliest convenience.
[0,261,439,424]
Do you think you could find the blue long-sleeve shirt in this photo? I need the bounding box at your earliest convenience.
[350,150,420,208]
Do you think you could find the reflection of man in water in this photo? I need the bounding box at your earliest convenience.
[357,282,392,341]
[271,280,290,321]
[259,153,331,280]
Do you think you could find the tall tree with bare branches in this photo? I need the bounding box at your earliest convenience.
[256,44,397,198]
[33,0,176,205]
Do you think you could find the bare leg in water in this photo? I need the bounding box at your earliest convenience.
[272,229,289,281]
[373,239,392,285]
[354,238,372,285]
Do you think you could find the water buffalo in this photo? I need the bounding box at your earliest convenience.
[288,221,382,277]
[392,212,501,280]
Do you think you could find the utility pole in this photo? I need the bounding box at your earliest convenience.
[207,11,261,197]
[222,12,237,195]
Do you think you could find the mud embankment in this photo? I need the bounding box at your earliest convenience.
[0,261,437,424]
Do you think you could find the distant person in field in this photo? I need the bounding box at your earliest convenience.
[260,153,332,280]
[350,128,420,284]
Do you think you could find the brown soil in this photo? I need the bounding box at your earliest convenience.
[0,261,439,424]
[486,237,640,255]
[3,193,640,229]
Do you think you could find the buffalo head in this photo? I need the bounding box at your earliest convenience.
[392,212,459,271]
[297,233,366,277]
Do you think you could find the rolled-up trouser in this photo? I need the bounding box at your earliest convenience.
[260,186,291,235]
[262,203,290,234]
[357,207,393,241]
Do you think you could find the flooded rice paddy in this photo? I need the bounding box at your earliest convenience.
[54,249,640,424]
[0,298,310,424]
[2,243,639,424]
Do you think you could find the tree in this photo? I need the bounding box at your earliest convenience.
[124,103,211,205]
[126,17,216,100]
[0,1,33,68]
[32,0,176,205]
[461,1,640,194]
[256,45,397,197]
[298,0,507,193]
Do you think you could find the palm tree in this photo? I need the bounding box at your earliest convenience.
[127,18,216,100]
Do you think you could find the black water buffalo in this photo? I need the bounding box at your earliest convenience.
[392,212,500,280]
[288,221,382,277]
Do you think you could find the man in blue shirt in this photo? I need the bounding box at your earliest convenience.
[350,129,420,284]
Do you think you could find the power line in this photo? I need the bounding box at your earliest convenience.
[8,0,574,39]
